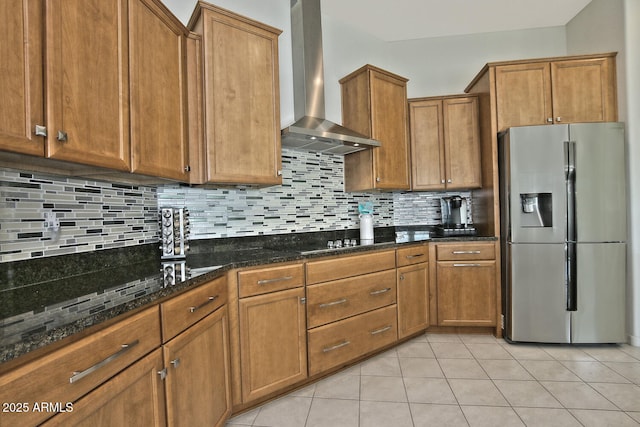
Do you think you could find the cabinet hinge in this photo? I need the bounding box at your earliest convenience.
[184,165,191,172]
[500,314,505,329]
[157,368,168,380]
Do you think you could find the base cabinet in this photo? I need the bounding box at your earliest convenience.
[42,349,167,427]
[435,242,497,327]
[397,263,429,338]
[238,287,307,403]
[163,307,231,427]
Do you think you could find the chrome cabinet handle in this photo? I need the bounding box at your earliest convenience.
[452,250,480,254]
[70,340,139,383]
[170,358,181,369]
[370,325,392,335]
[34,125,47,137]
[57,131,68,142]
[453,263,482,267]
[189,295,218,313]
[447,179,452,183]
[319,298,347,308]
[441,179,445,184]
[547,117,554,123]
[369,287,391,296]
[323,340,350,353]
[556,117,562,122]
[406,253,425,259]
[257,276,293,285]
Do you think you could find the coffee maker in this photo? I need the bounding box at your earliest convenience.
[437,196,476,236]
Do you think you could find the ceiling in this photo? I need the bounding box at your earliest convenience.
[321,0,593,42]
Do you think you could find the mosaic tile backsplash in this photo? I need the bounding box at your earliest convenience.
[1,149,471,262]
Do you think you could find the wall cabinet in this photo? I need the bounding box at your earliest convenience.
[188,3,283,185]
[435,242,497,328]
[237,265,307,403]
[409,95,481,191]
[340,65,411,191]
[0,0,191,182]
[493,54,617,132]
[396,244,429,339]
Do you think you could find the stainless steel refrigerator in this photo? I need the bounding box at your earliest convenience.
[499,123,627,344]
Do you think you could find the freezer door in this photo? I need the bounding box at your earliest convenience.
[569,123,626,243]
[505,125,568,244]
[507,243,570,343]
[571,242,626,343]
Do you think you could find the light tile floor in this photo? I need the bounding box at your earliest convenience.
[225,333,640,426]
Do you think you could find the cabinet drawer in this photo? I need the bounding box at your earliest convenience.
[436,242,495,261]
[396,244,429,267]
[306,250,396,285]
[307,305,397,376]
[307,269,397,328]
[0,306,161,427]
[161,276,227,341]
[238,263,304,298]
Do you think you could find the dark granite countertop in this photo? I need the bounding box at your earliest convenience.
[0,227,496,365]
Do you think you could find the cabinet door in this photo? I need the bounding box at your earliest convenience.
[495,62,552,131]
[0,0,45,156]
[199,7,282,185]
[129,0,190,181]
[437,261,496,327]
[443,97,481,189]
[42,349,166,427]
[164,308,231,427]
[551,57,617,124]
[370,70,411,190]
[239,287,307,403]
[45,0,130,170]
[409,99,445,190]
[397,262,428,339]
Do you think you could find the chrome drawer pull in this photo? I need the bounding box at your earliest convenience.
[453,263,482,267]
[319,298,348,308]
[369,288,391,296]
[70,339,139,383]
[452,250,481,254]
[370,325,392,335]
[257,276,293,285]
[189,295,218,313]
[406,253,425,259]
[323,340,350,353]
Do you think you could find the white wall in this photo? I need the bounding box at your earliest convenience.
[566,0,639,346]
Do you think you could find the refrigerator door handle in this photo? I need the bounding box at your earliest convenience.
[565,140,577,243]
[565,140,577,312]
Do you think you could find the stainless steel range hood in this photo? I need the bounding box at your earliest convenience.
[281,0,380,155]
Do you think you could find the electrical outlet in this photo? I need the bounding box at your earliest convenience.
[44,211,60,230]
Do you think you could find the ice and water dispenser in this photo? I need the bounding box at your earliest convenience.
[519,193,553,227]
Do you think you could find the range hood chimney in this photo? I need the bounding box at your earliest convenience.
[281,0,380,155]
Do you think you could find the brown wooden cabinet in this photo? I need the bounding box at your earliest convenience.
[129,0,191,181]
[188,2,283,185]
[1,0,193,182]
[45,0,131,171]
[0,0,45,157]
[409,95,481,190]
[435,242,497,328]
[340,65,410,191]
[163,307,231,427]
[160,276,230,427]
[493,54,617,132]
[396,244,429,339]
[42,349,167,427]
[0,306,161,426]
[237,273,307,403]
